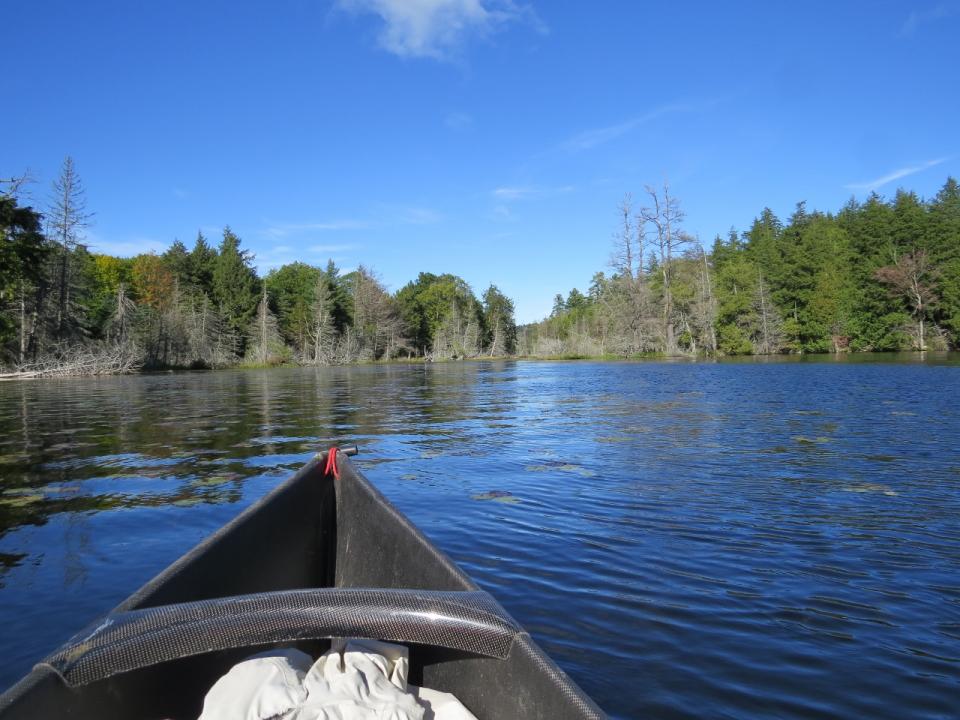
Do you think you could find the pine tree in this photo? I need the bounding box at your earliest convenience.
[212,227,259,357]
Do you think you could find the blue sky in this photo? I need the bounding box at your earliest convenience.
[3,1,958,323]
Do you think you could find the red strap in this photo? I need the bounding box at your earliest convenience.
[324,446,340,480]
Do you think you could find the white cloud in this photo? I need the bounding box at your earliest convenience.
[338,0,539,59]
[845,157,949,192]
[901,2,956,36]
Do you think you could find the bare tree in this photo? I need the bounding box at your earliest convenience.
[874,249,939,350]
[246,284,283,364]
[611,194,639,281]
[352,266,407,360]
[639,182,693,354]
[696,246,718,354]
[0,172,35,200]
[47,156,93,343]
[307,273,334,364]
[106,282,136,344]
[753,271,783,354]
[608,194,658,354]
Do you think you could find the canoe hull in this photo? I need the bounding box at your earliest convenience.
[0,451,604,719]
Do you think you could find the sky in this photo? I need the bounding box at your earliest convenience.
[3,1,958,323]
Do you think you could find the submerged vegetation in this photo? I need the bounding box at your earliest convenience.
[2,158,959,376]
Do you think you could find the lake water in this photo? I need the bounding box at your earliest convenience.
[1,357,959,718]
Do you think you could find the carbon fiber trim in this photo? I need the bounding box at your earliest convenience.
[42,588,522,687]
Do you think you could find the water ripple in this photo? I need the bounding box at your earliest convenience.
[1,360,960,718]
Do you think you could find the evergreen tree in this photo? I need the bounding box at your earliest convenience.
[162,239,191,289]
[188,232,217,296]
[0,195,49,363]
[212,227,259,356]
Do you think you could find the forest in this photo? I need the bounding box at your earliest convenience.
[0,159,518,375]
[1,157,959,376]
[522,178,960,357]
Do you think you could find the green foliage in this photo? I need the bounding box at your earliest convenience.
[188,232,217,296]
[265,262,320,350]
[0,196,48,352]
[212,228,259,352]
[482,284,517,355]
[531,176,960,357]
[86,254,134,336]
[396,272,483,355]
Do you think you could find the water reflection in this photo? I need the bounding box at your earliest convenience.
[1,359,960,718]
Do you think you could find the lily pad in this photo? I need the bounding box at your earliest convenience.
[472,490,521,504]
[840,483,897,496]
[792,436,831,445]
[171,497,203,507]
[557,464,597,478]
[191,474,236,488]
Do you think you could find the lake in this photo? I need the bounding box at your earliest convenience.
[1,357,959,718]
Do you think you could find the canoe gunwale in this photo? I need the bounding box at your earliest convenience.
[42,587,523,687]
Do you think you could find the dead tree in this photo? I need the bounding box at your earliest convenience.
[874,249,939,350]
[46,156,92,343]
[639,182,693,354]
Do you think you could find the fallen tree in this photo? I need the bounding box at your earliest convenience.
[0,342,142,380]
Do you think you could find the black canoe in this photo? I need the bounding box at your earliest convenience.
[0,447,605,719]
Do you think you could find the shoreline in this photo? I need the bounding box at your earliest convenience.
[2,349,956,381]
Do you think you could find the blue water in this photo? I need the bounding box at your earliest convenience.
[1,358,959,718]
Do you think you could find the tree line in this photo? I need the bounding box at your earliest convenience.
[521,178,960,357]
[0,158,517,375]
[4,157,959,375]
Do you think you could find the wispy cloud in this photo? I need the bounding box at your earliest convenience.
[172,187,187,199]
[337,0,543,60]
[901,2,957,36]
[307,244,357,254]
[444,111,474,130]
[845,157,949,192]
[82,231,168,257]
[492,185,574,201]
[261,205,441,240]
[390,205,442,224]
[559,104,695,152]
[254,243,358,272]
[263,219,372,238]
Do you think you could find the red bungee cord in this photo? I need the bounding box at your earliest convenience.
[324,446,341,480]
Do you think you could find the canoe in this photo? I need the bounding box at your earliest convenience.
[0,446,605,719]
